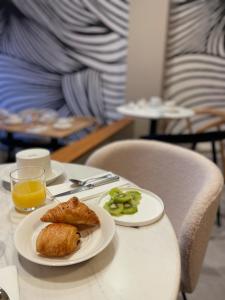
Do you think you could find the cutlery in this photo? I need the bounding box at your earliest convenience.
[69,173,114,186]
[53,175,120,198]
[80,183,131,201]
[0,287,10,300]
[48,183,131,203]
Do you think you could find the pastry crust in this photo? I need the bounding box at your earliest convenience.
[41,197,100,226]
[36,223,80,257]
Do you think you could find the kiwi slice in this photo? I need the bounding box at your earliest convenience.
[127,191,141,205]
[113,193,132,203]
[104,201,123,216]
[109,188,121,198]
[122,202,138,215]
[109,188,131,203]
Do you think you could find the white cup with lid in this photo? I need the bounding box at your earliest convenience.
[16,148,53,179]
[149,97,162,108]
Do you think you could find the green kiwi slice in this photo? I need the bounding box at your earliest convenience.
[113,193,132,203]
[127,191,141,205]
[122,202,138,214]
[109,188,121,198]
[104,201,124,216]
[109,188,131,203]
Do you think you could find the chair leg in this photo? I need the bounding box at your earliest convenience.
[217,205,222,227]
[181,291,188,300]
[211,140,217,164]
[191,142,197,150]
[219,139,225,179]
[217,125,225,180]
[211,141,222,227]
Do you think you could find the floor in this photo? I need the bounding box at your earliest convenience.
[178,189,225,300]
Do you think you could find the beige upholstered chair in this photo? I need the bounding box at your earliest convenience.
[86,140,223,298]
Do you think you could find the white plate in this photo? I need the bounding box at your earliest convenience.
[53,122,72,130]
[117,105,163,119]
[162,106,194,119]
[98,187,164,227]
[14,203,115,266]
[4,117,23,125]
[1,160,64,185]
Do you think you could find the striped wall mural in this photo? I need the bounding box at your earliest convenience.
[0,0,130,124]
[164,0,225,133]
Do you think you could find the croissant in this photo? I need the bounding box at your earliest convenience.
[41,197,100,226]
[36,223,80,257]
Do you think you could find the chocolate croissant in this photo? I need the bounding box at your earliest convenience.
[41,197,100,226]
[36,223,80,257]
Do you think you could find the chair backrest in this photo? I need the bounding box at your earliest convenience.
[86,140,223,293]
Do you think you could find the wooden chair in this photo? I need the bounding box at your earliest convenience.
[51,118,134,163]
[193,108,225,177]
[151,107,225,177]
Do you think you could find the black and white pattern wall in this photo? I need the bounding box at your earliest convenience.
[164,0,225,133]
[0,0,130,124]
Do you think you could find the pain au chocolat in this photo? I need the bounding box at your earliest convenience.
[41,197,100,226]
[36,223,80,257]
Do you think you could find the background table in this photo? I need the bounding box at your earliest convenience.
[0,117,96,161]
[117,103,194,135]
[0,163,181,300]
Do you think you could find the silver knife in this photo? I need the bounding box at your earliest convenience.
[53,175,120,197]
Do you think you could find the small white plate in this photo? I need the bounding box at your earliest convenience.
[4,117,23,125]
[53,122,72,130]
[98,187,164,227]
[14,203,115,266]
[117,105,163,119]
[1,160,64,185]
[162,106,194,119]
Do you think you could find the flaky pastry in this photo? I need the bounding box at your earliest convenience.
[41,197,100,226]
[36,223,80,257]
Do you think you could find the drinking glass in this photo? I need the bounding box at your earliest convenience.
[10,166,46,213]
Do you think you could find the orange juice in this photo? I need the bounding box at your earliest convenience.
[12,180,46,210]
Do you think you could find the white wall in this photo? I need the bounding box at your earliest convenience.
[126,0,170,136]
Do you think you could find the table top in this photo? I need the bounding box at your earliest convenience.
[0,163,181,300]
[0,117,96,139]
[118,103,194,120]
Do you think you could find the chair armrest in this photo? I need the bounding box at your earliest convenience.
[51,118,134,163]
[196,119,225,133]
[193,107,225,119]
[181,108,225,134]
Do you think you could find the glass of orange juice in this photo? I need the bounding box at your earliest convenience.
[10,166,46,213]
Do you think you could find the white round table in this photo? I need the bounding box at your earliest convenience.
[117,102,194,135]
[0,163,181,300]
